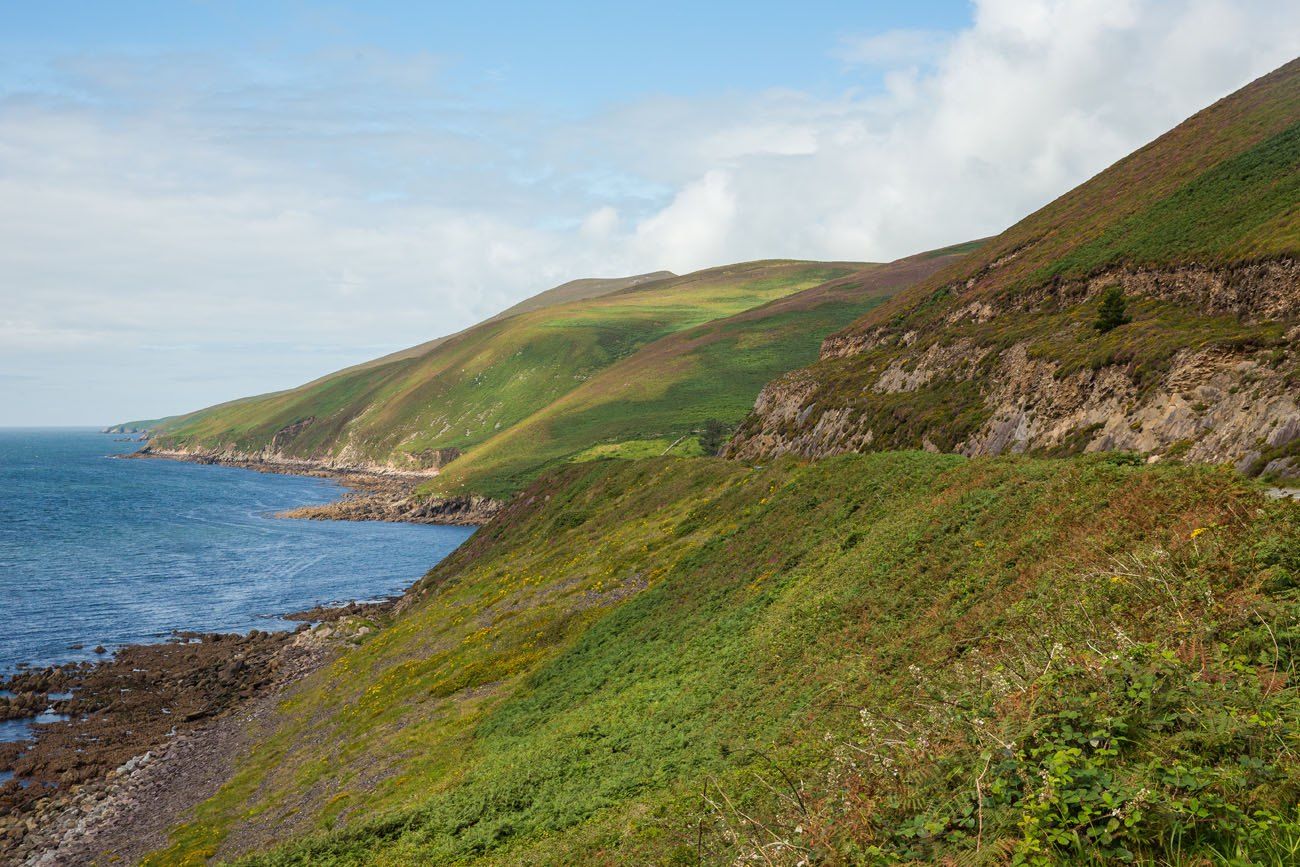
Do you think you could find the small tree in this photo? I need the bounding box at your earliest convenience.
[1094,286,1132,333]
[698,419,728,455]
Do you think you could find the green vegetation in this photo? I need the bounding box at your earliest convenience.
[1093,287,1132,333]
[696,419,729,455]
[145,452,1300,865]
[144,261,870,494]
[865,59,1300,321]
[415,249,972,498]
[730,59,1300,467]
[1048,120,1300,276]
[118,58,1300,867]
[133,248,982,498]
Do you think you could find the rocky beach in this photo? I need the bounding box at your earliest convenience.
[0,429,478,865]
[0,609,386,865]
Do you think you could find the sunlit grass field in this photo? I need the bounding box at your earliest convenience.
[144,451,1300,865]
[151,260,867,487]
[421,253,971,498]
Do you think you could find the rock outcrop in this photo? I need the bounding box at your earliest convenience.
[727,263,1300,482]
[129,447,502,525]
[278,492,502,526]
[135,444,450,478]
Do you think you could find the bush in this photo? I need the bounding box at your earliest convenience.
[1094,287,1132,333]
[697,419,729,455]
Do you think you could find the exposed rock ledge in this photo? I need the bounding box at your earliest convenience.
[131,445,444,479]
[726,341,1300,482]
[128,447,503,526]
[278,491,501,526]
[727,260,1299,479]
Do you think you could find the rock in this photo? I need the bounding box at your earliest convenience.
[1262,457,1297,479]
[1267,417,1300,448]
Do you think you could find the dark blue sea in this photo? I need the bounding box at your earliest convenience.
[0,428,474,676]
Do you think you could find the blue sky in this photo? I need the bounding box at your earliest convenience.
[4,1,967,104]
[2,0,1297,425]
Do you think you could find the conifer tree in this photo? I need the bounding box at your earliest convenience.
[1094,286,1132,333]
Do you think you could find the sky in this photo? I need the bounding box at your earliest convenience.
[3,1,1299,425]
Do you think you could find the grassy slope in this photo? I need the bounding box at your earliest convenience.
[150,261,863,481]
[422,248,972,498]
[147,452,1300,865]
[112,275,676,433]
[334,271,678,377]
[882,58,1300,318]
[732,59,1300,458]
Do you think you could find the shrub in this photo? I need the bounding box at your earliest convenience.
[697,419,729,456]
[1094,287,1132,333]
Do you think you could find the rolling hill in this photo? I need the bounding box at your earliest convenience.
[727,59,1300,482]
[60,56,1300,867]
[137,252,975,499]
[422,244,976,497]
[139,261,865,475]
[329,270,677,378]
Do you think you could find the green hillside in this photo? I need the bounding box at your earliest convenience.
[422,247,972,498]
[331,271,678,378]
[145,262,865,479]
[728,59,1300,473]
[143,254,995,499]
[107,57,1300,867]
[879,57,1300,315]
[144,452,1300,865]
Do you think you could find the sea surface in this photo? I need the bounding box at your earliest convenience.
[0,428,475,677]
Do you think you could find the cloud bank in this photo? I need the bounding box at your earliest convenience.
[3,0,1298,423]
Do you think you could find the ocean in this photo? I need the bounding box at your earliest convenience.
[0,428,474,676]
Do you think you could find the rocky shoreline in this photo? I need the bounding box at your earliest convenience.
[0,440,497,864]
[276,489,501,525]
[124,447,504,526]
[0,610,383,866]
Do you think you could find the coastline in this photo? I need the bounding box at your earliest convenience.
[0,438,488,864]
[126,446,504,526]
[1,615,376,864]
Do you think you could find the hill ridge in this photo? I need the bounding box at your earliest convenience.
[134,255,991,499]
[727,57,1300,481]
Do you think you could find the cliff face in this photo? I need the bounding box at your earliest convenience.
[726,261,1300,479]
[277,492,502,526]
[727,61,1300,481]
[136,444,504,525]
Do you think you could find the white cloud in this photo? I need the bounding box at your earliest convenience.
[577,0,1299,267]
[3,0,1299,423]
[633,170,737,271]
[580,206,621,239]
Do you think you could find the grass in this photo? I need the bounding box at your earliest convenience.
[147,261,869,488]
[855,59,1300,332]
[143,451,1300,865]
[143,251,976,499]
[730,59,1300,466]
[416,249,973,498]
[1047,120,1300,276]
[422,294,878,497]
